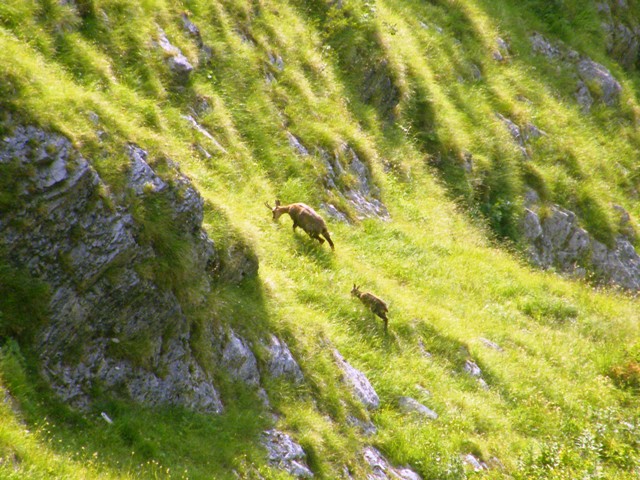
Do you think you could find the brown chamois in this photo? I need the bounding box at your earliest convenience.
[351,284,389,331]
[265,199,335,250]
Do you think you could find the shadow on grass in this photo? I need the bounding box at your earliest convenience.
[291,231,337,269]
[1,336,272,480]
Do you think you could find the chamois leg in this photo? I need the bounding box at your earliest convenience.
[322,229,335,250]
[312,233,325,245]
[292,222,298,231]
[379,313,388,332]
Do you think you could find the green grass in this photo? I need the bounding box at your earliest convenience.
[1,0,640,478]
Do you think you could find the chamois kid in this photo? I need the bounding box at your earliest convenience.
[351,284,389,332]
[265,199,335,250]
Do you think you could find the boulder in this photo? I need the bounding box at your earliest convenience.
[157,28,194,80]
[462,454,488,472]
[220,330,260,387]
[492,37,510,62]
[362,446,422,480]
[576,81,595,112]
[577,59,622,107]
[265,335,304,383]
[333,350,380,410]
[397,396,438,420]
[261,429,314,478]
[347,415,378,436]
[464,360,489,390]
[530,32,563,60]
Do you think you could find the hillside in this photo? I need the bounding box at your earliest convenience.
[1,0,640,478]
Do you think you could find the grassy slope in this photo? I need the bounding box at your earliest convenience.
[1,0,640,478]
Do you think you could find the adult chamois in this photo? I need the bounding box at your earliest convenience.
[351,284,389,332]
[265,199,335,250]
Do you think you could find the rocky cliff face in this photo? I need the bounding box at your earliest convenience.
[0,123,245,412]
[523,204,640,290]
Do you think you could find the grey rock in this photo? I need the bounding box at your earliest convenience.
[523,208,543,242]
[496,37,510,53]
[523,122,547,141]
[265,335,304,383]
[88,111,100,125]
[614,204,636,240]
[479,338,504,352]
[345,190,390,220]
[317,144,389,221]
[577,59,622,107]
[182,114,228,153]
[181,13,203,47]
[191,95,211,117]
[257,387,271,409]
[157,29,194,79]
[524,189,540,208]
[127,144,167,194]
[221,330,260,387]
[602,18,640,69]
[398,396,438,420]
[287,132,309,156]
[530,32,563,60]
[321,203,350,223]
[464,360,489,390]
[464,360,482,377]
[347,415,377,436]
[492,37,509,62]
[496,113,528,157]
[343,145,390,220]
[462,454,488,472]
[462,151,473,173]
[496,113,524,146]
[362,446,422,480]
[268,52,285,71]
[196,144,212,159]
[523,205,640,290]
[0,125,223,413]
[418,339,432,358]
[529,31,623,110]
[261,429,314,478]
[576,80,595,112]
[333,350,380,410]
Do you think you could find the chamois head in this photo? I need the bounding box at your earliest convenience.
[351,284,361,297]
[264,199,285,221]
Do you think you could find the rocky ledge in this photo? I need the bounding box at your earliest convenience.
[0,124,256,411]
[523,203,640,290]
